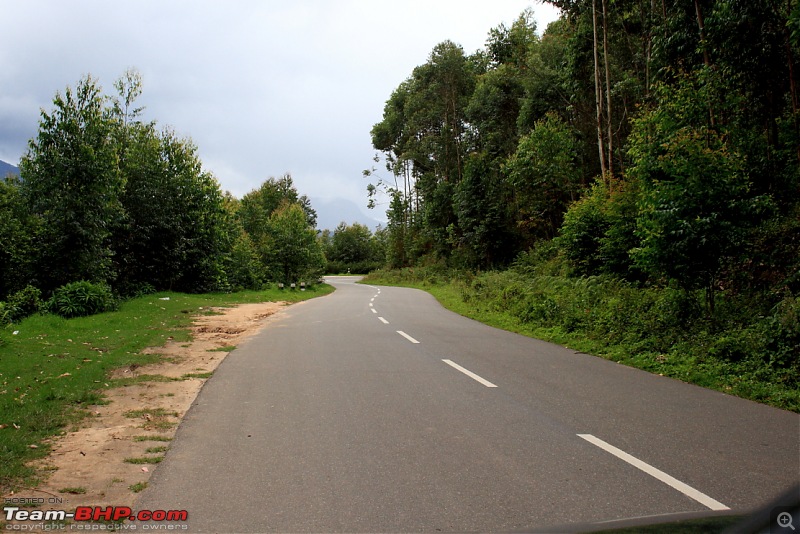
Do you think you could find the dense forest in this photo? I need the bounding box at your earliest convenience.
[366,1,799,406]
[0,70,332,321]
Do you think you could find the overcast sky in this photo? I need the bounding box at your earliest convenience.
[0,0,560,227]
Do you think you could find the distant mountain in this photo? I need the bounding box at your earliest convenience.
[314,197,385,232]
[0,159,20,178]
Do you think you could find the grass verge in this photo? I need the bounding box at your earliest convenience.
[0,284,333,493]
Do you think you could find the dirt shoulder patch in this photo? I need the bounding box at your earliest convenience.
[9,301,290,513]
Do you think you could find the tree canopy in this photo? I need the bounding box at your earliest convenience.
[1,71,326,308]
[366,1,799,313]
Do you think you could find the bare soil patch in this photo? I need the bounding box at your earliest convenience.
[10,301,289,514]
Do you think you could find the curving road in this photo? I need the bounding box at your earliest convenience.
[134,276,800,532]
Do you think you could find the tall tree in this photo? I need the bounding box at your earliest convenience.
[0,177,39,299]
[508,113,582,242]
[20,75,123,291]
[263,202,324,284]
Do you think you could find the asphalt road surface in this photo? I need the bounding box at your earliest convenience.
[134,276,800,532]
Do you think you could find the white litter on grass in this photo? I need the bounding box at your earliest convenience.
[159,297,170,301]
[12,331,19,335]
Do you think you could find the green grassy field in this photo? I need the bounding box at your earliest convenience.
[0,285,333,493]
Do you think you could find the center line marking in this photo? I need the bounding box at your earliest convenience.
[577,434,729,511]
[396,331,420,344]
[442,359,497,388]
[371,308,377,314]
[378,317,389,324]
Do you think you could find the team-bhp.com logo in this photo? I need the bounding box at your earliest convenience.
[4,506,188,530]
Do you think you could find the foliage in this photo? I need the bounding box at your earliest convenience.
[8,71,325,298]
[224,231,264,291]
[114,124,231,293]
[4,286,43,323]
[326,222,373,264]
[0,177,39,300]
[19,75,123,292]
[558,178,641,279]
[238,174,316,234]
[508,112,582,242]
[369,1,799,279]
[627,73,773,312]
[46,281,116,318]
[322,222,385,274]
[262,202,325,284]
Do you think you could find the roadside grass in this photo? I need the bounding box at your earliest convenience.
[0,284,334,494]
[207,345,236,352]
[132,435,172,442]
[128,481,147,493]
[363,271,799,413]
[123,456,163,465]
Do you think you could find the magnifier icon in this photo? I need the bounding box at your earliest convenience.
[778,511,795,531]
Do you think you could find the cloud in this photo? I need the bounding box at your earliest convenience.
[0,0,560,227]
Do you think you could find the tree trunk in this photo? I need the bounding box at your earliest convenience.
[694,0,711,69]
[592,0,608,176]
[602,0,614,175]
[785,0,799,159]
[694,0,716,127]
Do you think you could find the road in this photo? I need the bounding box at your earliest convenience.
[135,276,800,532]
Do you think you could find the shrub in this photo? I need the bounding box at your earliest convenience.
[759,296,800,372]
[115,281,156,299]
[5,285,43,322]
[47,281,116,318]
[0,302,11,326]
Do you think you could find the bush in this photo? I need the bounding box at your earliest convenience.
[759,296,800,372]
[557,179,641,280]
[47,281,117,318]
[115,281,156,299]
[0,302,11,326]
[5,285,43,322]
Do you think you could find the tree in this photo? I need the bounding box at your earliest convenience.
[328,222,373,265]
[113,123,231,293]
[628,76,767,314]
[238,174,316,236]
[20,75,123,291]
[453,153,517,268]
[370,41,478,262]
[0,177,39,299]
[508,113,582,243]
[262,202,324,284]
[237,175,319,279]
